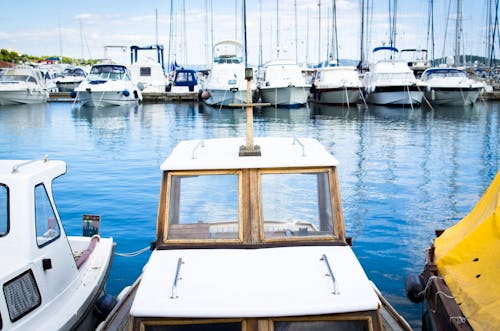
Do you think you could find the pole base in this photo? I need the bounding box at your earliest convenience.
[239,145,261,157]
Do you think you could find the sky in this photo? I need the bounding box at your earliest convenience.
[1,0,497,68]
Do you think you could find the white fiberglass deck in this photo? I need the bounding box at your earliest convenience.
[161,137,339,171]
[131,246,380,318]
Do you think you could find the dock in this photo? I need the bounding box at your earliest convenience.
[49,91,199,103]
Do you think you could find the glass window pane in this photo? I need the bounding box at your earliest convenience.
[168,174,239,240]
[261,172,334,239]
[274,320,369,331]
[35,184,60,247]
[145,322,241,331]
[0,184,8,236]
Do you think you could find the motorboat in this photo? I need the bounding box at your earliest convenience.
[73,64,143,107]
[0,156,115,330]
[420,67,483,106]
[406,170,500,331]
[310,65,362,106]
[0,67,49,105]
[129,44,169,94]
[364,47,423,106]
[200,40,253,107]
[55,67,87,92]
[257,59,310,107]
[98,75,412,331]
[167,69,199,93]
[399,49,431,78]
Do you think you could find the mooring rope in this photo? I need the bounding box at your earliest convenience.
[114,245,150,257]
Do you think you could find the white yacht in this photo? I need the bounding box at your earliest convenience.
[310,65,362,106]
[73,64,142,107]
[0,68,49,105]
[420,67,483,106]
[364,47,423,106]
[129,61,168,93]
[200,40,252,107]
[55,67,88,92]
[258,59,310,107]
[0,156,115,330]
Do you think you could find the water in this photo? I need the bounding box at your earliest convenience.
[1,100,499,329]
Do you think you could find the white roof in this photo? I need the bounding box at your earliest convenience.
[131,246,380,318]
[161,137,339,171]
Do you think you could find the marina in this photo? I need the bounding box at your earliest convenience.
[0,100,499,330]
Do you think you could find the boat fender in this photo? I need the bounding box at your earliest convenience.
[405,273,425,303]
[166,83,172,92]
[310,85,316,94]
[201,90,210,99]
[94,293,117,321]
[122,89,130,97]
[70,91,77,98]
[134,90,139,99]
[137,82,145,91]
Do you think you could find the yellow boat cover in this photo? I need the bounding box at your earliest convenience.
[435,170,500,331]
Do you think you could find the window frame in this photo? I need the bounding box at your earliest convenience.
[0,184,9,237]
[34,183,61,248]
[257,167,339,243]
[162,170,244,244]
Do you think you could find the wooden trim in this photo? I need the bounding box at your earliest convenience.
[330,167,346,241]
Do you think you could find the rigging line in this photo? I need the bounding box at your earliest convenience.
[114,245,150,257]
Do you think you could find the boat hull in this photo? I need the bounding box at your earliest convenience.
[0,89,48,105]
[366,87,423,106]
[56,81,83,92]
[76,91,142,107]
[259,86,309,107]
[310,87,361,105]
[203,88,250,107]
[424,87,482,106]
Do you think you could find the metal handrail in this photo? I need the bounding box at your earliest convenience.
[321,254,339,295]
[191,140,205,159]
[12,155,48,173]
[170,257,183,299]
[292,137,306,156]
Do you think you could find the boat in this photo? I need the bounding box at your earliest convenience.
[399,49,431,78]
[310,64,363,106]
[73,64,143,107]
[257,59,310,107]
[419,67,483,106]
[55,67,88,92]
[98,71,412,331]
[406,170,500,331]
[363,47,423,106]
[0,67,49,105]
[129,45,169,94]
[0,156,115,330]
[200,40,253,107]
[166,68,199,93]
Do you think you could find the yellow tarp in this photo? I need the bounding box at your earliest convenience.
[435,170,500,331]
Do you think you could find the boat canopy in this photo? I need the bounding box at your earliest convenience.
[434,170,500,330]
[372,46,399,53]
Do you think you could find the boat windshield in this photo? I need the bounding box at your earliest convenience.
[164,168,337,243]
[0,184,7,236]
[0,75,33,83]
[88,65,129,81]
[422,69,466,80]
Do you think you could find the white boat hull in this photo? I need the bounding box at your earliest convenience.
[424,87,482,106]
[260,86,309,106]
[203,88,250,107]
[0,87,48,105]
[311,87,361,105]
[76,90,142,107]
[366,87,423,106]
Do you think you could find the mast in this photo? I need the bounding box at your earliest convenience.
[318,0,321,66]
[359,0,365,68]
[276,0,280,59]
[332,0,339,64]
[182,0,188,66]
[259,0,263,71]
[294,0,298,63]
[243,0,248,67]
[167,0,174,73]
[306,8,310,65]
[454,0,463,66]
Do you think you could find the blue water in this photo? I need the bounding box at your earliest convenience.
[1,101,499,329]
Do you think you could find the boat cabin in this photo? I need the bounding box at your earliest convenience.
[115,137,408,331]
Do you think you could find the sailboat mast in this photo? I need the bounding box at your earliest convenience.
[333,0,339,64]
[294,0,298,63]
[454,0,463,66]
[168,0,174,73]
[243,0,248,67]
[360,0,365,68]
[318,0,321,65]
[276,0,280,59]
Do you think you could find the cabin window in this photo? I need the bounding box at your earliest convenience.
[273,319,370,331]
[260,170,335,240]
[0,184,8,236]
[142,321,242,331]
[34,184,60,247]
[140,67,152,76]
[167,172,241,241]
[3,269,41,322]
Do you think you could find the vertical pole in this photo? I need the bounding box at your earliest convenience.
[246,77,253,150]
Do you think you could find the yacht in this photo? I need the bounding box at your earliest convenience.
[0,67,49,105]
[200,40,252,107]
[310,65,362,106]
[364,47,423,106]
[420,67,483,106]
[55,67,88,92]
[73,64,142,107]
[258,59,310,107]
[130,61,168,94]
[0,156,115,330]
